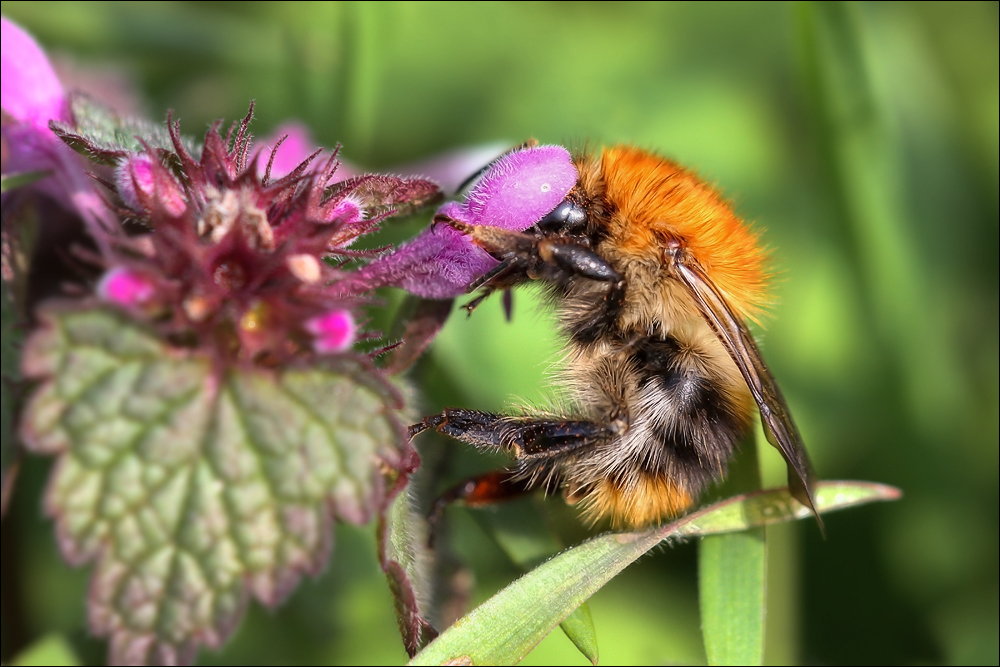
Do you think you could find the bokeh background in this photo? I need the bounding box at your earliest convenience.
[1,2,996,665]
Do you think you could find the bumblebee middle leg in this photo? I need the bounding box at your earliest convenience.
[411,408,623,460]
[413,409,626,538]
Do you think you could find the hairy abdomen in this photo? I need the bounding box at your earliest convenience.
[555,315,753,528]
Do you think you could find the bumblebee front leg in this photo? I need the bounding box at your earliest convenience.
[438,215,619,283]
[436,216,627,331]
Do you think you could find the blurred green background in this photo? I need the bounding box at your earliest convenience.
[1,1,996,665]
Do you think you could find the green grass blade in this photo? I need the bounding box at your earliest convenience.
[409,481,899,665]
[700,529,767,666]
[700,436,766,666]
[475,501,600,664]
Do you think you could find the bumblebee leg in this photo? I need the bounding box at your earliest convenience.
[411,408,623,459]
[536,237,621,283]
[426,470,535,543]
[440,218,620,284]
[437,217,628,327]
[415,409,625,544]
[463,257,528,314]
[535,237,628,342]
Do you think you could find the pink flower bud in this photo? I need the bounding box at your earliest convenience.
[97,267,156,307]
[305,310,356,353]
[325,196,363,225]
[115,154,187,217]
[286,254,322,283]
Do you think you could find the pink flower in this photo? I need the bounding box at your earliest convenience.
[306,310,356,353]
[97,267,156,307]
[0,16,67,127]
[255,123,357,183]
[389,142,509,194]
[354,144,579,299]
[1,17,119,255]
[115,153,187,217]
[38,98,440,365]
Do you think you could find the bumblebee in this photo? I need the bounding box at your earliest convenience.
[412,145,819,529]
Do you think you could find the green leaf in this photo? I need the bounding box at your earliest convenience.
[0,170,49,193]
[558,604,599,666]
[19,304,404,665]
[8,633,80,667]
[699,435,765,666]
[408,481,900,666]
[50,92,200,166]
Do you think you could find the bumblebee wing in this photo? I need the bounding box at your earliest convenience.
[673,258,823,530]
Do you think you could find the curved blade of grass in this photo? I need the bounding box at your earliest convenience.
[408,481,900,666]
[474,501,599,664]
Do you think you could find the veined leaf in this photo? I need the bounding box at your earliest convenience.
[19,304,405,665]
[50,92,201,166]
[409,481,900,666]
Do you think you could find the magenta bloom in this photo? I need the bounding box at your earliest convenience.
[306,310,357,353]
[97,267,157,308]
[1,17,119,254]
[115,153,187,217]
[0,16,66,127]
[356,144,579,299]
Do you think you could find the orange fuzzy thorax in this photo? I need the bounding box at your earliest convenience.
[600,146,769,319]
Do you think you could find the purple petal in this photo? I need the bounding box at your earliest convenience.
[355,224,497,300]
[464,145,577,231]
[1,18,119,257]
[3,121,120,257]
[1,17,67,126]
[357,144,579,299]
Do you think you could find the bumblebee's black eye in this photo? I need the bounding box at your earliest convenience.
[536,199,587,233]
